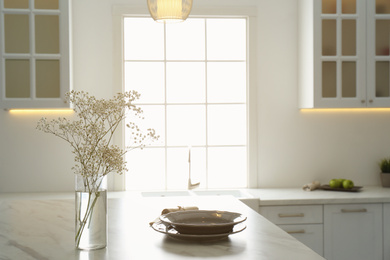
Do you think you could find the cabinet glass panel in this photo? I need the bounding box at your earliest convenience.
[34,0,59,9]
[322,62,337,97]
[342,0,356,14]
[36,60,60,98]
[342,20,356,56]
[4,14,29,53]
[322,0,337,14]
[376,20,390,56]
[5,60,30,98]
[4,0,28,8]
[376,0,390,14]
[376,61,390,97]
[322,20,337,56]
[342,62,356,97]
[35,15,59,54]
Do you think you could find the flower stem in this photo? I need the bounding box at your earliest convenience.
[75,191,101,248]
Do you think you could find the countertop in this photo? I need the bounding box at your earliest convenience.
[245,186,390,205]
[0,194,325,260]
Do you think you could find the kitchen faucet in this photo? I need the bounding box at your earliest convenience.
[188,146,200,190]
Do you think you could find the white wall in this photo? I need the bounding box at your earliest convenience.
[0,0,388,192]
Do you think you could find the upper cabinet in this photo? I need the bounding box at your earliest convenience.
[299,0,390,108]
[0,0,72,109]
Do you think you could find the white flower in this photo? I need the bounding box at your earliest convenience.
[37,90,159,191]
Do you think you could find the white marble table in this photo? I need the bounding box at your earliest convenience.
[0,194,325,260]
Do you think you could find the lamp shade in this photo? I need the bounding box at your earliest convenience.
[147,0,193,23]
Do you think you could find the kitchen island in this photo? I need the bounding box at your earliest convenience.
[0,193,325,260]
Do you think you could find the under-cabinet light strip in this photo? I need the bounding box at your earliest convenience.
[300,108,390,112]
[7,109,74,114]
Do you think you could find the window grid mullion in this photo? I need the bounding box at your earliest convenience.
[204,18,209,189]
[163,22,168,190]
[29,1,35,99]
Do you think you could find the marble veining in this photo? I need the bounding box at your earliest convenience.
[0,195,325,260]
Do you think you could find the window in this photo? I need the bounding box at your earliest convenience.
[121,16,253,190]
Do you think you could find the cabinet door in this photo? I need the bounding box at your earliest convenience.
[324,204,383,260]
[384,203,390,259]
[0,0,72,109]
[279,224,323,256]
[316,0,366,108]
[367,0,390,107]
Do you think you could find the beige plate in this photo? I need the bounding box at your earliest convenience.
[151,221,246,242]
[159,210,247,235]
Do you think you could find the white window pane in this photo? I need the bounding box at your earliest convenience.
[126,105,165,147]
[125,62,164,103]
[208,147,247,188]
[207,19,246,60]
[208,104,246,145]
[167,147,206,189]
[166,62,205,103]
[124,18,164,60]
[167,105,206,145]
[207,62,246,103]
[125,148,165,190]
[166,18,205,60]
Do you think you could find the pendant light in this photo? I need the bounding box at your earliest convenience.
[147,0,193,23]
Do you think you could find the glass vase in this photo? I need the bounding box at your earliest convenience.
[75,174,107,250]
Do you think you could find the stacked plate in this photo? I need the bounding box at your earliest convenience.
[151,210,247,241]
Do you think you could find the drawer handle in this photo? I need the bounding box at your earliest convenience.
[341,209,367,213]
[278,213,305,218]
[287,230,305,234]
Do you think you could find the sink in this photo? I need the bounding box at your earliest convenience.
[140,189,252,198]
[192,190,251,198]
[141,191,192,197]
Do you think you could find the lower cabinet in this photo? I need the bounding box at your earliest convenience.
[259,203,385,259]
[278,224,323,256]
[259,205,324,256]
[324,204,383,260]
[383,203,390,260]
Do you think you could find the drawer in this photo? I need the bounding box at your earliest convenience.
[278,224,323,256]
[259,205,323,224]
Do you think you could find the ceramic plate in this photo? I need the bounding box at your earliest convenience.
[151,221,246,242]
[159,210,247,235]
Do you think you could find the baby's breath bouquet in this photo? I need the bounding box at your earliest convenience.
[37,90,158,250]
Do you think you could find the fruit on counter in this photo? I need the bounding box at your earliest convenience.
[329,178,354,189]
[342,179,354,189]
[329,179,342,188]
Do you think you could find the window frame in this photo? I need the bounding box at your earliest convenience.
[112,5,258,191]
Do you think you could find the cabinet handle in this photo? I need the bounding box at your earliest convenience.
[361,100,365,103]
[278,213,305,218]
[286,230,305,234]
[341,209,367,213]
[369,99,373,103]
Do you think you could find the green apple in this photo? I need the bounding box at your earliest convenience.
[329,179,342,188]
[342,179,354,189]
